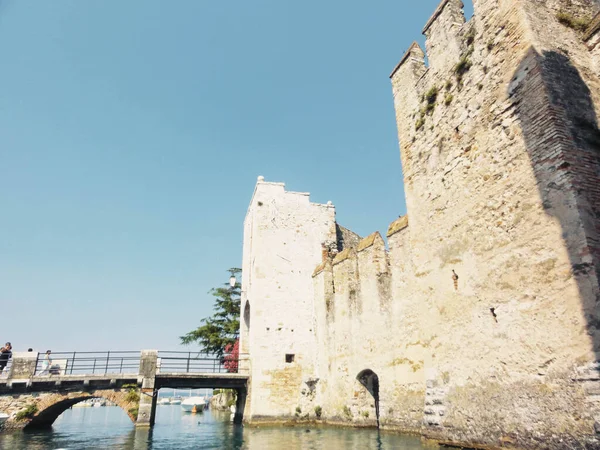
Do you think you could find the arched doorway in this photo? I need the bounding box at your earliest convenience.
[356,369,380,428]
[241,300,250,355]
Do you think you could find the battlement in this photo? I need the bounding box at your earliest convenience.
[386,215,409,238]
[389,42,425,80]
[423,0,466,74]
[390,0,600,196]
[245,176,335,224]
[312,216,409,280]
[311,218,414,331]
[332,247,354,266]
[313,231,390,323]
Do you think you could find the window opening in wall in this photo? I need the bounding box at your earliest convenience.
[285,354,295,363]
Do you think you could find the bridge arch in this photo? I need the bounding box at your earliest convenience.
[24,389,138,429]
[356,368,380,428]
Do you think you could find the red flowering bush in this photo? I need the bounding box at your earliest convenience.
[223,339,239,373]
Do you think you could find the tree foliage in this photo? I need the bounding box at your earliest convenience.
[180,268,241,357]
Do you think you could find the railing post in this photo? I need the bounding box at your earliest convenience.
[92,358,96,374]
[186,352,190,373]
[105,351,110,374]
[136,350,158,428]
[120,357,124,372]
[71,352,76,375]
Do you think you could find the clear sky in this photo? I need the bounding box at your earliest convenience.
[0,0,474,352]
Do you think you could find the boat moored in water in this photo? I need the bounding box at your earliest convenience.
[181,397,208,413]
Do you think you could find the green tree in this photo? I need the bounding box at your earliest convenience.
[180,268,241,357]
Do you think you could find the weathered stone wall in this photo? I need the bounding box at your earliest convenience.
[243,0,600,448]
[311,0,599,447]
[242,177,337,421]
[391,0,599,447]
[311,231,425,431]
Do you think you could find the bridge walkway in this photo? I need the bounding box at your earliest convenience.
[0,350,249,429]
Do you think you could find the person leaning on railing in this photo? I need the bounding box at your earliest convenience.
[0,342,12,373]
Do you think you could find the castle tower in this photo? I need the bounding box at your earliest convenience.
[387,0,600,446]
[240,177,337,420]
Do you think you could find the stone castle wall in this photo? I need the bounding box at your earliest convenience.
[243,1,600,448]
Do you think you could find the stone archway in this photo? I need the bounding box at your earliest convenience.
[357,369,380,428]
[22,389,138,429]
[241,300,251,355]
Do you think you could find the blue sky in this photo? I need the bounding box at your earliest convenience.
[0,0,474,352]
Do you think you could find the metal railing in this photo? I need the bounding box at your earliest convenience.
[157,352,249,374]
[33,351,140,376]
[0,351,250,379]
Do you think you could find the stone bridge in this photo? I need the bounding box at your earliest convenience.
[0,350,249,431]
[0,387,139,430]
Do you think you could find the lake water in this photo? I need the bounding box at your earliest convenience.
[0,405,433,449]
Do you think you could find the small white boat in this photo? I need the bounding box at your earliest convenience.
[170,397,182,405]
[158,398,171,405]
[181,396,208,413]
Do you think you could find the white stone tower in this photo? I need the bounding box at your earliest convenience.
[240,176,336,420]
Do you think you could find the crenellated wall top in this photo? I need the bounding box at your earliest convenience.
[422,0,464,35]
[389,42,426,79]
[332,247,356,266]
[387,216,409,238]
[357,232,383,253]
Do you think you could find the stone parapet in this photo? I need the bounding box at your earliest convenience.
[8,353,37,380]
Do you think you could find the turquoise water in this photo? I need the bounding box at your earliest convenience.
[0,405,432,449]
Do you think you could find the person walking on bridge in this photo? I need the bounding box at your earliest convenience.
[39,350,52,376]
[0,342,12,374]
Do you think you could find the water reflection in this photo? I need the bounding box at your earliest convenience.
[0,405,431,450]
[240,427,425,450]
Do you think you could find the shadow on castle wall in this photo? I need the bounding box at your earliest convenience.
[512,47,600,353]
